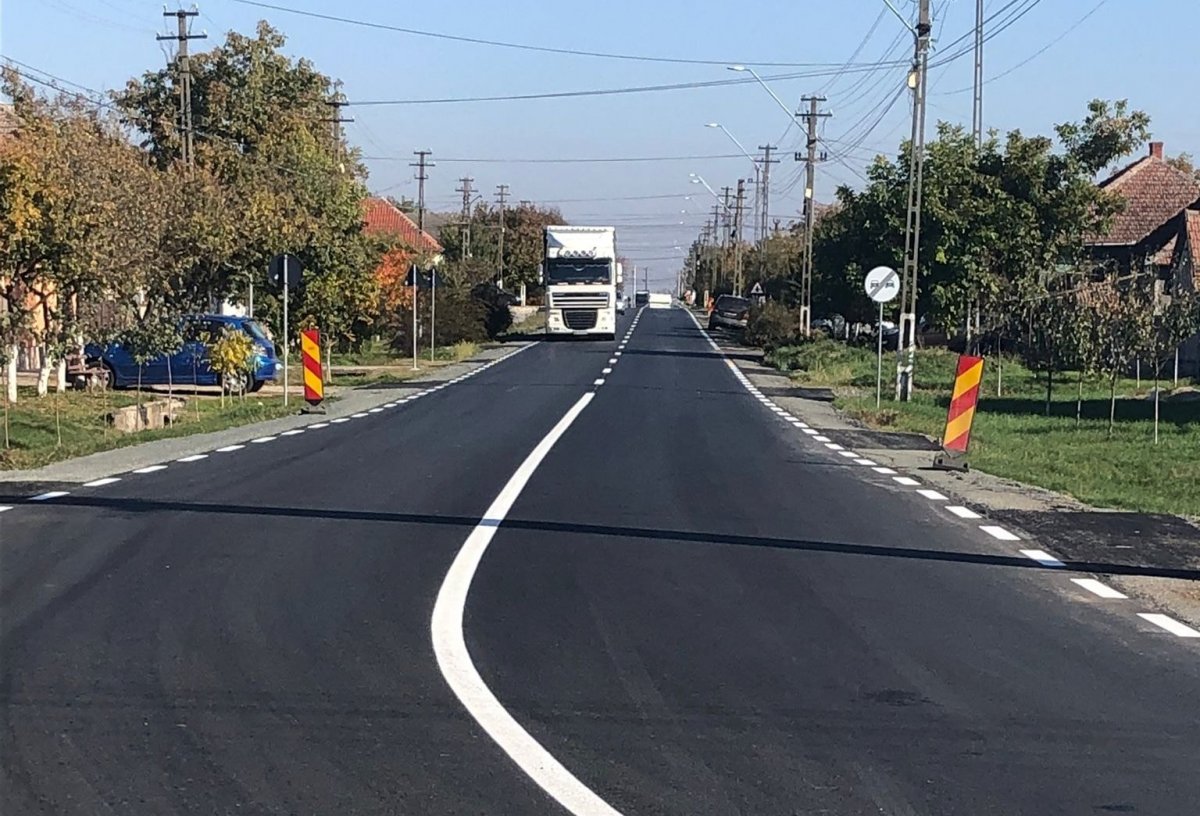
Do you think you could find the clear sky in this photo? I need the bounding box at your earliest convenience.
[3,0,1198,291]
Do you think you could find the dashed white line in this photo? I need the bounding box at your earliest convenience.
[946,505,981,519]
[308,423,330,429]
[351,412,370,418]
[1071,579,1127,600]
[133,465,169,473]
[177,453,208,462]
[608,358,618,364]
[0,505,11,513]
[614,351,622,357]
[981,525,1022,542]
[83,477,121,487]
[216,444,245,452]
[916,489,948,501]
[824,442,844,450]
[838,450,860,459]
[872,466,898,475]
[593,378,605,386]
[802,428,818,435]
[1138,613,1200,638]
[280,429,306,436]
[330,418,351,424]
[892,476,921,487]
[1020,548,1064,566]
[813,435,832,443]
[250,436,277,444]
[30,491,70,502]
[854,459,877,466]
[602,368,613,375]
[369,407,385,413]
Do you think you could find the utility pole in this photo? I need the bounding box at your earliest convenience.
[456,176,475,259]
[710,203,722,298]
[733,178,746,296]
[758,144,777,247]
[897,0,933,401]
[157,8,206,168]
[410,150,434,232]
[323,80,353,164]
[800,95,831,337]
[972,0,984,147]
[495,183,509,288]
[720,186,732,244]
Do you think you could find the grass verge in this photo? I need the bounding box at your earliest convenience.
[1,387,297,471]
[768,340,1200,517]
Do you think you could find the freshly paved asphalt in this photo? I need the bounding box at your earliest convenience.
[3,306,1200,815]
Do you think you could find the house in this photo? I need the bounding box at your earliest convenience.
[1087,141,1200,374]
[361,197,444,313]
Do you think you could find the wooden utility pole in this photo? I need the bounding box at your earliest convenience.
[456,176,475,259]
[323,80,353,163]
[495,183,509,287]
[800,95,831,336]
[157,9,206,168]
[410,150,434,232]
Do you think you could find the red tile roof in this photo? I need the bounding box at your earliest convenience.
[362,197,443,254]
[1093,150,1200,246]
[1186,209,1200,289]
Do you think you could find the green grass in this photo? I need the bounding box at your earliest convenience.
[328,339,481,368]
[0,387,297,471]
[769,340,1200,517]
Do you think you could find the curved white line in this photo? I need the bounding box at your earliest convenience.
[431,392,623,816]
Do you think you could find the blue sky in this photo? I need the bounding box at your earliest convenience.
[4,0,1198,289]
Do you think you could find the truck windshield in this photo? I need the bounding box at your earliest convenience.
[546,258,611,285]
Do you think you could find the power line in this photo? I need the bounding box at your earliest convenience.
[364,153,747,164]
[230,0,907,69]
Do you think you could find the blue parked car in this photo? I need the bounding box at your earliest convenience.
[85,315,280,394]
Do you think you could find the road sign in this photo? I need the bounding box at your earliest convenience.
[749,281,764,296]
[301,329,323,407]
[864,266,899,303]
[269,254,303,288]
[934,355,985,471]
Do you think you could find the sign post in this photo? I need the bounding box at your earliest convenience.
[934,354,985,471]
[429,268,437,363]
[406,264,420,371]
[269,254,303,407]
[863,266,899,408]
[300,329,324,411]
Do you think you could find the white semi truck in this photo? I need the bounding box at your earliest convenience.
[541,225,622,339]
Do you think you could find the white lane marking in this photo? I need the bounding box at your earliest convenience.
[1071,579,1128,600]
[872,467,898,475]
[177,454,208,463]
[946,505,981,519]
[369,407,385,413]
[1138,613,1200,638]
[614,351,622,357]
[893,476,921,486]
[30,491,70,502]
[854,459,877,466]
[813,435,831,442]
[917,489,948,501]
[281,429,306,436]
[250,436,276,444]
[838,451,860,459]
[216,444,245,452]
[83,477,121,488]
[133,465,169,473]
[593,378,605,386]
[1020,548,1064,566]
[981,525,1021,542]
[825,443,844,450]
[351,412,370,418]
[608,358,618,364]
[602,368,613,375]
[308,423,330,429]
[432,398,620,816]
[0,506,11,513]
[795,422,809,429]
[802,428,818,435]
[331,417,351,424]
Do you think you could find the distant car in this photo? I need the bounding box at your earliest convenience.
[708,295,751,332]
[648,292,672,309]
[634,291,650,307]
[812,314,847,339]
[85,315,279,394]
[615,293,628,314]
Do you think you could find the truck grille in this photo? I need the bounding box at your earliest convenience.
[551,292,609,309]
[563,309,598,330]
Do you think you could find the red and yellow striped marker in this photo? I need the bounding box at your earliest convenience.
[301,329,323,406]
[939,355,984,462]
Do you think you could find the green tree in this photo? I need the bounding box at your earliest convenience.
[208,327,256,405]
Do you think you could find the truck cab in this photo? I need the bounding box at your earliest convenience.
[542,225,621,340]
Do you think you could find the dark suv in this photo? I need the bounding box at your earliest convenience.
[708,295,751,332]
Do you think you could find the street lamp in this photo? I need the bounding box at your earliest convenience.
[705,122,757,170]
[727,65,799,124]
[689,174,731,212]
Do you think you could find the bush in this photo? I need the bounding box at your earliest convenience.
[745,301,803,351]
[390,286,512,352]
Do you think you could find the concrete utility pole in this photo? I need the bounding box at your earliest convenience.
[758,144,777,247]
[495,183,509,288]
[800,95,831,337]
[972,0,984,147]
[323,80,353,163]
[710,203,722,297]
[733,178,746,296]
[456,176,474,259]
[410,150,434,232]
[720,186,732,245]
[897,0,933,401]
[157,8,206,168]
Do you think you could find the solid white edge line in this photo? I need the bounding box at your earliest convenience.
[1020,548,1064,566]
[83,477,121,487]
[892,476,921,486]
[431,393,624,816]
[916,489,948,501]
[1138,613,1200,638]
[1071,578,1128,600]
[30,491,70,501]
[177,454,208,462]
[946,505,981,519]
[132,465,168,474]
[981,525,1022,542]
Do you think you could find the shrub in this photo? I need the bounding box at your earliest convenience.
[745,301,803,351]
[390,286,511,352]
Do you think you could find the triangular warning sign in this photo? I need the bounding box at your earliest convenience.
[750,281,764,295]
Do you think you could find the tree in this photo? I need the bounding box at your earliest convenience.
[208,327,256,406]
[1164,153,1200,183]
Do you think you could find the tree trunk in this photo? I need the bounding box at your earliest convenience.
[137,364,144,428]
[55,358,66,393]
[1154,363,1160,445]
[55,390,62,447]
[2,363,9,449]
[1108,373,1117,439]
[996,334,1003,397]
[1076,368,1084,426]
[35,346,51,397]
[1045,365,1053,417]
[4,349,16,404]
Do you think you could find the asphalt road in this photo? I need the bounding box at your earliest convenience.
[3,305,1200,815]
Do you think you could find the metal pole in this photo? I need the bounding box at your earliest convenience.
[877,301,884,409]
[412,279,419,371]
[430,271,436,363]
[282,258,289,407]
[248,278,254,318]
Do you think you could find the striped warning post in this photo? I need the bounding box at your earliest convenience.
[941,354,984,457]
[301,329,323,406]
